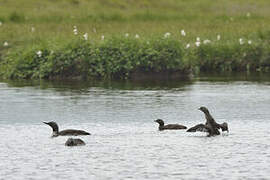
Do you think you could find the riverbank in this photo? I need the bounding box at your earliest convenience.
[0,36,269,80]
[0,0,270,80]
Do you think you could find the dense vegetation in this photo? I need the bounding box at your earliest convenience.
[0,0,270,79]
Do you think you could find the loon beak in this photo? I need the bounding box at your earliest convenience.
[43,122,49,125]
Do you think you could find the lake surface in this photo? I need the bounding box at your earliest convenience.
[1,74,270,180]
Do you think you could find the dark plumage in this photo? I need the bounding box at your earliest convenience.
[65,138,86,146]
[43,121,91,137]
[154,119,187,131]
[187,107,229,136]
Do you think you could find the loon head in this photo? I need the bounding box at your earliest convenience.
[198,106,210,114]
[221,122,229,132]
[154,119,165,126]
[43,121,59,136]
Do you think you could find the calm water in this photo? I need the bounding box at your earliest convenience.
[1,74,270,180]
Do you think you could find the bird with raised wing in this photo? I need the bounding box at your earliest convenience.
[187,107,228,136]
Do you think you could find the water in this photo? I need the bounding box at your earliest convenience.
[1,74,270,180]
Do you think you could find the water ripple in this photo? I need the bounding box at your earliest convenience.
[0,80,270,179]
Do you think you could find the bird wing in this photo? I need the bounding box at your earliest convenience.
[187,124,210,132]
[217,122,229,132]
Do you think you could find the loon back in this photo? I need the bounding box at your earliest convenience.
[43,121,91,137]
[58,129,91,136]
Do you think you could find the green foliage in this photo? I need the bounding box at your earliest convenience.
[189,41,270,73]
[1,36,270,80]
[0,37,186,79]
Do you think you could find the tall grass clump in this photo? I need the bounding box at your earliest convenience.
[186,39,270,73]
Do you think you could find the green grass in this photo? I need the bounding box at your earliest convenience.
[1,0,270,46]
[0,0,270,79]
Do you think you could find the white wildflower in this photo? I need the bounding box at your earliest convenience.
[73,29,78,35]
[195,41,201,47]
[164,32,171,38]
[36,50,42,57]
[230,17,234,21]
[203,39,211,44]
[217,34,221,40]
[146,41,150,45]
[3,41,8,47]
[247,12,250,17]
[0,21,2,26]
[186,43,190,49]
[125,33,129,37]
[239,38,244,45]
[31,27,35,32]
[50,50,54,55]
[101,35,105,40]
[248,40,252,45]
[83,33,88,40]
[73,26,78,35]
[135,34,140,39]
[196,37,200,42]
[181,29,186,36]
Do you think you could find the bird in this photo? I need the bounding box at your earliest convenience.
[154,119,187,131]
[43,121,91,137]
[65,138,86,146]
[187,107,228,136]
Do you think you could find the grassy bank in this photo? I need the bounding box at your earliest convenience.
[1,35,269,80]
[0,0,270,79]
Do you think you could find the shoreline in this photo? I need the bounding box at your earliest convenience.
[0,37,269,80]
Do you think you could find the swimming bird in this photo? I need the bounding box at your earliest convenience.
[43,121,91,137]
[154,119,187,131]
[187,107,228,136]
[65,138,86,146]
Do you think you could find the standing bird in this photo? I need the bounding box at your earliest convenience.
[43,121,91,137]
[154,119,187,131]
[187,107,228,136]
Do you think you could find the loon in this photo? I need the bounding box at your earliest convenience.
[187,107,229,136]
[65,138,86,146]
[155,119,187,131]
[43,121,91,137]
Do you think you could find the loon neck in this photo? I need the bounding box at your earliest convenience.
[158,121,165,127]
[158,125,164,130]
[48,122,59,134]
[52,131,59,137]
[203,110,210,116]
